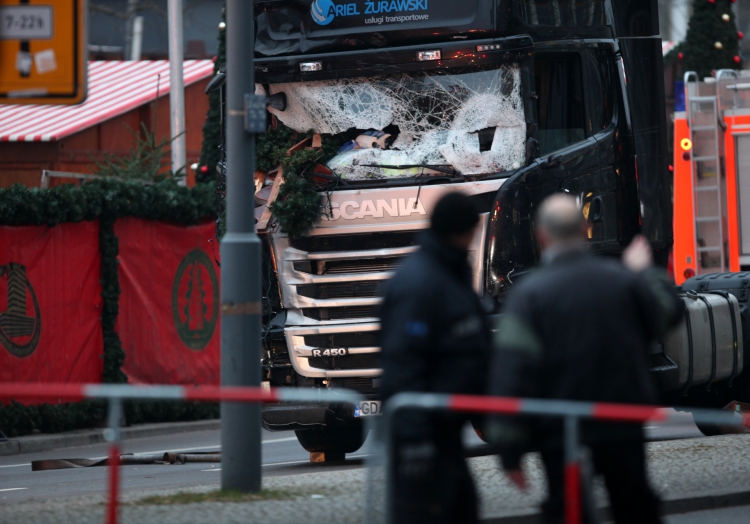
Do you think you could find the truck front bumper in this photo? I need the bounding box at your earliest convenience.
[261,401,359,432]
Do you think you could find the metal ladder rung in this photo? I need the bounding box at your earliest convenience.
[687,89,725,271]
[690,96,719,101]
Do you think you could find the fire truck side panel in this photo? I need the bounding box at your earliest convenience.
[674,105,750,283]
[723,113,744,272]
[673,113,696,285]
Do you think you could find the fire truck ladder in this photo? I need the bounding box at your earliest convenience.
[684,71,728,273]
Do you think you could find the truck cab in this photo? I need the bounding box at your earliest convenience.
[242,0,672,457]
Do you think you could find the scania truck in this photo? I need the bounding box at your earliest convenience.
[210,0,749,457]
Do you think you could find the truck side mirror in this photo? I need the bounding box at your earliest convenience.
[590,196,603,223]
[541,154,561,169]
[205,72,226,95]
[266,92,287,112]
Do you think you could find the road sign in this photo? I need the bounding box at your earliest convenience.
[0,0,87,105]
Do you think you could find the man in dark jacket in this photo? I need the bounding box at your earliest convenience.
[380,192,493,524]
[486,194,682,524]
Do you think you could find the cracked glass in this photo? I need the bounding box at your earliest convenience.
[260,63,526,179]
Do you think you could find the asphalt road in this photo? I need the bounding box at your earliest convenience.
[0,409,704,506]
[0,428,364,504]
[664,505,750,523]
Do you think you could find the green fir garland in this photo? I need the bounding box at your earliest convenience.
[259,123,345,238]
[198,5,226,185]
[269,171,323,240]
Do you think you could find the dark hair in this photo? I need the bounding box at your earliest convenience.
[431,192,480,237]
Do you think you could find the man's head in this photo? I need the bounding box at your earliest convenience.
[535,194,587,252]
[431,192,480,252]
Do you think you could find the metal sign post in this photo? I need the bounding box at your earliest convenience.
[0,0,87,105]
[220,0,263,492]
[167,0,186,182]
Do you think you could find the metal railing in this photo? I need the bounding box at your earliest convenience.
[380,392,750,524]
[2,383,749,524]
[0,383,366,524]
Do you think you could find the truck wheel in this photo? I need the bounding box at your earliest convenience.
[471,419,488,443]
[692,414,723,436]
[295,425,365,454]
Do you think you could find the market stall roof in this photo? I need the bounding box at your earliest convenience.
[662,41,678,56]
[0,60,215,142]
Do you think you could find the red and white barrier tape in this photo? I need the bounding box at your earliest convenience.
[0,384,747,427]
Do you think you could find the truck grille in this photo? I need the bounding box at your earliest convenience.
[309,354,381,370]
[294,257,403,275]
[274,229,419,323]
[337,377,379,396]
[304,332,379,348]
[296,281,383,300]
[284,323,382,379]
[325,257,402,274]
[341,377,376,389]
[275,181,498,380]
[301,306,380,320]
[290,231,417,252]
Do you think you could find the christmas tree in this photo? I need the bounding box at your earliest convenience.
[185,263,207,332]
[197,5,226,185]
[680,0,741,79]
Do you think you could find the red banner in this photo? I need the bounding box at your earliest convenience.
[115,217,220,385]
[0,222,103,390]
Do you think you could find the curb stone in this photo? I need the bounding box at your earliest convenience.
[481,487,750,523]
[0,419,220,456]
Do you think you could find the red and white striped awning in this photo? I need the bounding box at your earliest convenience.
[0,60,215,142]
[662,41,678,56]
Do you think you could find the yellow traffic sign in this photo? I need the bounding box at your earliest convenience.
[0,0,87,105]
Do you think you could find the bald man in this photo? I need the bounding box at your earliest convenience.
[485,194,682,524]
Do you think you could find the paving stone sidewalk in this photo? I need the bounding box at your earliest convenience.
[3,434,750,524]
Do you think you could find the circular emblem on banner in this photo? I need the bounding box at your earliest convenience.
[172,249,219,350]
[0,263,41,358]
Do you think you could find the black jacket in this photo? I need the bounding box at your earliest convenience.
[486,249,682,467]
[380,231,492,440]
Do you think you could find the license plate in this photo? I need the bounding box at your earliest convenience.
[354,400,381,417]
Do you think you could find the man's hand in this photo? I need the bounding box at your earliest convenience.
[623,235,653,272]
[505,468,529,491]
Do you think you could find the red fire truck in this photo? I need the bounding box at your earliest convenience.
[673,70,750,283]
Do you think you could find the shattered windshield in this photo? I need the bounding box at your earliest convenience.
[261,64,526,179]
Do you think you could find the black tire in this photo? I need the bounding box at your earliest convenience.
[471,419,488,443]
[692,414,723,436]
[295,425,365,454]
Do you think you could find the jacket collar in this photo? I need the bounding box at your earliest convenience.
[419,230,472,285]
[541,241,588,266]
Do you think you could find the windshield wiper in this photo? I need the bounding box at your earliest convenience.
[359,163,458,175]
[307,171,349,185]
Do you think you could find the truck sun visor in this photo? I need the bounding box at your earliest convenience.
[254,0,491,57]
[257,64,525,179]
